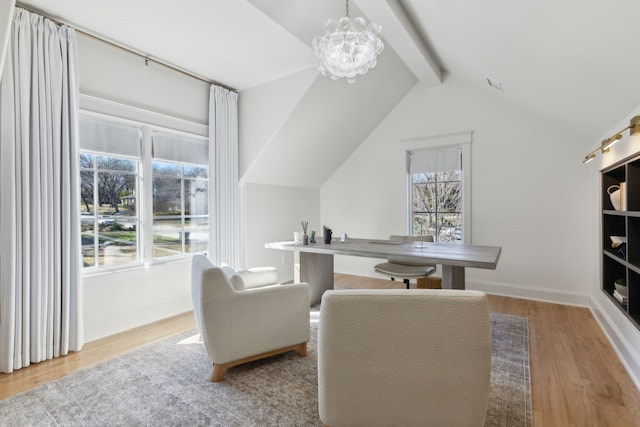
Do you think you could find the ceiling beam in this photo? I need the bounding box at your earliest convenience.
[356,0,442,86]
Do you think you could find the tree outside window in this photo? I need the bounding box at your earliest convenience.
[79,114,210,271]
[411,170,462,242]
[80,153,139,267]
[152,161,209,258]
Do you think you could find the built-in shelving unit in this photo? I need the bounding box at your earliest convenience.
[602,155,640,328]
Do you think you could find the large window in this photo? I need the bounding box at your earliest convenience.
[409,147,464,243]
[80,153,139,267]
[151,130,210,259]
[79,114,209,271]
[153,162,209,258]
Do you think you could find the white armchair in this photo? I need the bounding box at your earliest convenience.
[191,255,310,382]
[318,289,491,427]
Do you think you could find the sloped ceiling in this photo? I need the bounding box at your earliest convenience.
[240,0,418,188]
[15,0,640,186]
[240,46,416,188]
[396,0,640,143]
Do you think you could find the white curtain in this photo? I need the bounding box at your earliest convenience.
[209,85,239,268]
[0,8,83,373]
[0,0,15,80]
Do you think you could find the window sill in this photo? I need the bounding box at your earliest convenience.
[83,263,146,278]
[82,254,203,286]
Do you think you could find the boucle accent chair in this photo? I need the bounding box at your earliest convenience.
[318,289,491,427]
[190,255,310,382]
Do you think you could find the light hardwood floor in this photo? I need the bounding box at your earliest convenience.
[1,274,640,427]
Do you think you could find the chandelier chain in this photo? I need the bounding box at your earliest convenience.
[345,0,349,17]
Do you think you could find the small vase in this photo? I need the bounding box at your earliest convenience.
[303,232,309,245]
[323,230,332,244]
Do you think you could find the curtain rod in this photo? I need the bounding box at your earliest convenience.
[14,2,238,93]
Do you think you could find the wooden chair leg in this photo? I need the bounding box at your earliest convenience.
[210,342,309,382]
[210,363,228,382]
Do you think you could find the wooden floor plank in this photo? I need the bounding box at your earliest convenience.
[0,273,639,427]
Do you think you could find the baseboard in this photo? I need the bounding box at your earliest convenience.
[466,279,591,307]
[590,296,640,391]
[335,261,592,307]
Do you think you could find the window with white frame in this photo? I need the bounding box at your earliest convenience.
[79,113,209,270]
[80,153,140,267]
[151,131,209,258]
[409,147,464,243]
[80,116,142,267]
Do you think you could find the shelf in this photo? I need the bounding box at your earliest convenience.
[628,263,640,276]
[628,159,640,211]
[601,154,640,332]
[603,253,626,293]
[629,217,640,267]
[604,249,626,265]
[630,314,640,329]
[629,270,640,322]
[603,210,640,217]
[602,289,640,329]
[602,215,626,261]
[603,289,627,311]
[603,163,626,212]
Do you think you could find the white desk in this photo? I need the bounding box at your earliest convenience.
[266,238,501,305]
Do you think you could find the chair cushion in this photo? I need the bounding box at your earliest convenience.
[231,267,279,291]
[219,264,236,278]
[374,262,436,279]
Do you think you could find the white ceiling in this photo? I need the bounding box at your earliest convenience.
[17,0,640,143]
[397,0,640,142]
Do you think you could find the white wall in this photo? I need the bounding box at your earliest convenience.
[77,33,210,342]
[83,261,192,342]
[322,75,594,306]
[77,34,209,125]
[242,183,320,282]
[238,68,317,178]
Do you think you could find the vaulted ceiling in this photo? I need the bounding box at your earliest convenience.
[17,0,640,186]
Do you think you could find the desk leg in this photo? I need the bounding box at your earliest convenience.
[441,265,465,290]
[295,251,334,306]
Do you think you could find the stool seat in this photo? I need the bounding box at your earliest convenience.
[374,235,437,289]
[374,262,436,278]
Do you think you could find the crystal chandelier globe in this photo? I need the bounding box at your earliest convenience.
[312,0,384,84]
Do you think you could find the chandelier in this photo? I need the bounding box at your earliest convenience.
[311,0,384,84]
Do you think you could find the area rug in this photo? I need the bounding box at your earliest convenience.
[0,312,531,426]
